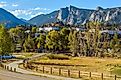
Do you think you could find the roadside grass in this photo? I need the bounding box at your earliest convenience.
[15,53,35,59]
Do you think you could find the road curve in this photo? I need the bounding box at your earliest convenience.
[6,53,47,74]
[4,53,80,80]
[0,53,57,80]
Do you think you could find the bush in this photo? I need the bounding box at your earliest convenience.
[47,54,70,60]
[112,68,121,76]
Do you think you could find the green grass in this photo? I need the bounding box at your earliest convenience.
[23,54,33,58]
[15,53,34,59]
[47,54,70,60]
[112,68,121,76]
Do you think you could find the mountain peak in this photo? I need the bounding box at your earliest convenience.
[69,5,80,10]
[69,5,76,8]
[28,6,121,26]
[96,6,104,10]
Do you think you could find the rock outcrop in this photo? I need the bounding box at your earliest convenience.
[29,6,121,25]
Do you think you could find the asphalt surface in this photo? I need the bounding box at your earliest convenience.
[0,53,57,80]
[0,53,80,80]
[0,69,56,80]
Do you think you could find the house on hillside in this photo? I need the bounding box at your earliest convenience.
[35,33,40,38]
[15,44,22,52]
[100,30,121,35]
[44,27,52,31]
[76,27,86,31]
[38,27,44,31]
[100,30,121,39]
[39,27,60,31]
[25,30,30,33]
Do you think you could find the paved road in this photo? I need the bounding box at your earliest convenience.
[6,53,47,74]
[2,53,80,80]
[0,53,56,80]
[0,69,56,80]
[5,60,79,80]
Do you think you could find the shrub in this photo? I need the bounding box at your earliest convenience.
[47,54,70,60]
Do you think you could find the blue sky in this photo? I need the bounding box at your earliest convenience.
[0,0,121,20]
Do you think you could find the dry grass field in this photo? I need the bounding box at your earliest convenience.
[31,54,121,76]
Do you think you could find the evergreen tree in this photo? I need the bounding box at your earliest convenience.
[45,30,61,52]
[68,31,80,56]
[23,35,35,52]
[36,34,46,49]
[0,25,13,55]
[110,33,120,53]
[60,28,70,51]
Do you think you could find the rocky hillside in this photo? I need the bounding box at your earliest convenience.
[29,5,121,26]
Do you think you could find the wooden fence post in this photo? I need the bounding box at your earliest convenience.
[59,68,61,76]
[7,66,9,70]
[101,73,103,80]
[78,71,80,78]
[43,66,44,73]
[115,75,116,80]
[10,67,12,71]
[36,66,38,71]
[89,72,91,78]
[50,67,52,74]
[5,65,7,69]
[14,68,16,72]
[68,69,70,77]
[0,64,3,67]
[4,65,6,69]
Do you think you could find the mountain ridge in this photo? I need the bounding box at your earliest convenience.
[28,10,59,26]
[28,5,121,26]
[1,6,121,27]
[0,8,27,28]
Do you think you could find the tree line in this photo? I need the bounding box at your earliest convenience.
[0,22,121,57]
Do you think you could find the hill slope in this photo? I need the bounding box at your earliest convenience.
[0,8,26,28]
[28,11,59,26]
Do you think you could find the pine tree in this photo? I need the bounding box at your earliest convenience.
[60,28,70,51]
[0,25,13,55]
[45,30,61,52]
[110,33,120,53]
[68,31,80,56]
[23,35,35,52]
[36,34,46,49]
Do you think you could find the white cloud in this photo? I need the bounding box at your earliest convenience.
[9,9,44,19]
[9,8,49,17]
[9,9,32,16]
[32,7,50,11]
[41,8,50,11]
[8,7,50,19]
[12,4,18,7]
[0,2,7,8]
[34,7,41,10]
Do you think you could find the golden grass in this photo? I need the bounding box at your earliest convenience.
[33,56,121,75]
